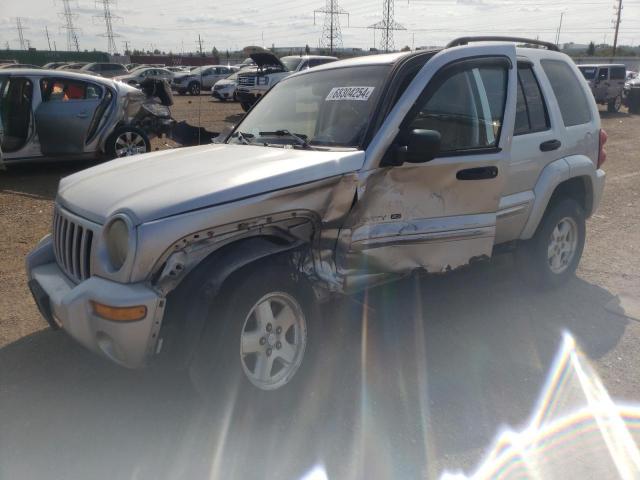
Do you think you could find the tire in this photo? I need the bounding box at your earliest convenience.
[240,102,251,112]
[188,264,318,409]
[233,91,238,102]
[188,81,201,96]
[607,94,622,113]
[105,126,151,159]
[515,198,586,289]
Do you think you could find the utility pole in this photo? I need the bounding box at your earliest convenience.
[368,0,405,53]
[94,0,121,55]
[45,26,52,50]
[122,40,129,54]
[197,34,204,56]
[314,0,349,54]
[612,0,623,56]
[555,12,564,46]
[60,0,80,52]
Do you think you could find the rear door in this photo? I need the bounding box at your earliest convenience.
[595,67,609,101]
[609,66,626,99]
[35,77,103,155]
[339,44,517,279]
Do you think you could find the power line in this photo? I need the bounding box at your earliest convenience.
[95,0,121,55]
[314,0,349,53]
[613,0,623,55]
[368,0,405,52]
[60,0,80,52]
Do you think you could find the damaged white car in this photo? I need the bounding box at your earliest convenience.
[27,37,606,398]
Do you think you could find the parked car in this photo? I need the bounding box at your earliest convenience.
[626,70,638,80]
[26,38,606,401]
[171,65,237,95]
[58,62,88,70]
[623,75,640,113]
[43,62,70,69]
[114,67,174,87]
[80,62,129,78]
[211,69,251,101]
[0,69,174,164]
[167,66,188,73]
[577,64,626,112]
[236,49,337,111]
[0,64,41,69]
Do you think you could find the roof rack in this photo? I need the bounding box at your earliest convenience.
[446,36,559,52]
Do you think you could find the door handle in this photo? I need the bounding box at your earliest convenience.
[456,166,498,180]
[76,112,89,119]
[539,139,561,152]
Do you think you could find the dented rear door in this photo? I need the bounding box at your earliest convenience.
[338,44,517,284]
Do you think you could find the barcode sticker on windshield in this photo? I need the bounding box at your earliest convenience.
[325,86,375,101]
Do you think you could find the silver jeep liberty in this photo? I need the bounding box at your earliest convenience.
[27,37,607,396]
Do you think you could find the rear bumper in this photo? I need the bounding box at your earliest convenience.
[26,235,165,368]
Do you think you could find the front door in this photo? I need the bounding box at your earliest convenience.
[595,67,609,102]
[35,77,103,156]
[338,45,517,285]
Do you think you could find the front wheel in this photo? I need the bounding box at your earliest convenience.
[608,94,622,113]
[189,265,316,402]
[188,81,201,96]
[515,198,586,289]
[105,126,150,158]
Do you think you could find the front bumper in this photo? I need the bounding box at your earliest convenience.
[212,88,234,100]
[236,89,261,105]
[26,235,165,368]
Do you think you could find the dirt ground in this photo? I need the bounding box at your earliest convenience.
[1,96,639,479]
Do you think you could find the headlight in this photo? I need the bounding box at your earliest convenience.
[257,76,269,85]
[105,218,131,271]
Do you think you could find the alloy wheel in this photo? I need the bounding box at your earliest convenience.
[114,131,147,157]
[547,217,579,274]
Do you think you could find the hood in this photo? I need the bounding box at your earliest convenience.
[243,46,285,70]
[57,144,364,225]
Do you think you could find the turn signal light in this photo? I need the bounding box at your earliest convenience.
[91,301,147,322]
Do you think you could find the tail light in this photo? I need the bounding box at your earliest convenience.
[598,128,607,168]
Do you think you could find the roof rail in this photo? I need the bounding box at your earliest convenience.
[446,36,559,52]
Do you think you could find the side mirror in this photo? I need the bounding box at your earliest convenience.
[396,129,441,164]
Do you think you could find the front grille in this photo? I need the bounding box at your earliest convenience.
[238,76,256,87]
[213,84,225,91]
[52,208,95,283]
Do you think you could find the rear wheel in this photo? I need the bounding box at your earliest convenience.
[515,198,586,289]
[608,94,622,112]
[105,126,150,158]
[240,102,251,112]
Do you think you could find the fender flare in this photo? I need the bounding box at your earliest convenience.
[158,236,305,366]
[520,155,596,240]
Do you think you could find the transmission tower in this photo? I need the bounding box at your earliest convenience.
[314,0,349,53]
[60,0,81,52]
[16,18,29,50]
[368,0,405,52]
[95,0,121,55]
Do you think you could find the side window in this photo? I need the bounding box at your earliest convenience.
[514,66,550,136]
[40,79,102,101]
[405,59,508,153]
[610,66,625,80]
[541,60,592,127]
[299,61,309,70]
[597,68,609,81]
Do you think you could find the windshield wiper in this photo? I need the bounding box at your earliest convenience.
[258,130,315,150]
[232,131,254,145]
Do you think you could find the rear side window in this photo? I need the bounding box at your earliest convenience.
[514,66,550,135]
[40,78,103,101]
[541,60,592,127]
[598,68,609,81]
[610,66,626,80]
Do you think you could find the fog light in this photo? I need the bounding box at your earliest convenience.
[91,301,147,322]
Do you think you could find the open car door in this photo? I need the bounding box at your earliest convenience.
[35,77,104,156]
[337,43,518,287]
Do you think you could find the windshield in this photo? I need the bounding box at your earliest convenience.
[579,66,597,80]
[189,66,210,75]
[281,56,302,71]
[226,71,239,80]
[229,65,389,149]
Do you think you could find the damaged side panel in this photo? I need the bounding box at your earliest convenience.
[134,174,359,294]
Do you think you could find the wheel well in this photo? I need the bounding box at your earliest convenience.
[548,176,591,215]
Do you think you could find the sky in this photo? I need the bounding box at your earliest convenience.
[2,0,640,54]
